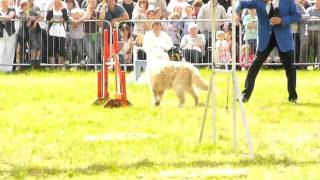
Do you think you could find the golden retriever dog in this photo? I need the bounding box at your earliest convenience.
[147,61,208,107]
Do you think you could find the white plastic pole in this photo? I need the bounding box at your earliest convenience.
[211,0,217,144]
[231,0,238,153]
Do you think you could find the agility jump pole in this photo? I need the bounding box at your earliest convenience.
[93,29,110,105]
[103,29,110,100]
[104,29,131,108]
[198,0,254,157]
[112,30,128,105]
[112,29,122,100]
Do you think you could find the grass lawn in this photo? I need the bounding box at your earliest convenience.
[0,69,319,179]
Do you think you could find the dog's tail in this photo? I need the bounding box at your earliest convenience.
[192,69,208,91]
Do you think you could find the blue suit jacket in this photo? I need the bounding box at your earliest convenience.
[236,0,301,52]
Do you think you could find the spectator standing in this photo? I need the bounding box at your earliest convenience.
[0,0,17,72]
[135,7,157,60]
[164,12,182,46]
[16,0,30,68]
[122,0,136,19]
[214,30,231,65]
[46,0,69,65]
[83,0,100,66]
[197,0,227,63]
[66,0,78,11]
[35,0,50,64]
[305,0,320,65]
[147,0,168,18]
[197,0,227,43]
[79,0,97,8]
[218,0,231,11]
[168,0,189,16]
[132,0,148,37]
[300,0,312,9]
[119,24,133,64]
[243,8,257,54]
[191,0,203,18]
[182,5,195,35]
[239,44,255,71]
[76,0,85,8]
[28,0,43,68]
[292,0,309,65]
[66,8,85,65]
[99,0,129,29]
[153,6,163,19]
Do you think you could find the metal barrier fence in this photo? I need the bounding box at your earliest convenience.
[116,18,320,70]
[0,18,320,72]
[116,19,233,68]
[0,19,112,72]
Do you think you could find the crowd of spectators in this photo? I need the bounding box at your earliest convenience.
[0,0,319,72]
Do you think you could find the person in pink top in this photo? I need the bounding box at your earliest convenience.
[214,30,232,68]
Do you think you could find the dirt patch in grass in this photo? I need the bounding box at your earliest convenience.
[159,168,247,178]
[83,133,158,142]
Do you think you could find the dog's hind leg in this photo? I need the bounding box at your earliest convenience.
[158,90,164,105]
[152,89,160,106]
[187,87,199,106]
[173,85,185,107]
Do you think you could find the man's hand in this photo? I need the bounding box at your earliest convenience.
[269,17,282,25]
[29,16,36,21]
[234,13,241,25]
[32,21,37,28]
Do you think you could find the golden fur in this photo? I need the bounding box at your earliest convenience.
[147,61,208,107]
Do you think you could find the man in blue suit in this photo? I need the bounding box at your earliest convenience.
[236,0,301,103]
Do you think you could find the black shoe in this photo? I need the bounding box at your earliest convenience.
[237,96,248,103]
[289,99,298,104]
[35,60,41,69]
[242,97,249,103]
[30,59,36,68]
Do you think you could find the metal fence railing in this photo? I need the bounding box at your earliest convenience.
[0,18,320,72]
[0,19,112,72]
[116,18,320,70]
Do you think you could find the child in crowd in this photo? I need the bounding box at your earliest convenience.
[119,24,133,64]
[214,30,232,68]
[165,12,182,46]
[28,0,42,68]
[143,7,157,32]
[66,8,85,65]
[240,44,255,71]
[16,0,30,68]
[243,8,257,54]
[182,5,195,35]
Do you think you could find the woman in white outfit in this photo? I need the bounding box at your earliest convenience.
[142,22,173,62]
[46,0,69,65]
[0,0,16,72]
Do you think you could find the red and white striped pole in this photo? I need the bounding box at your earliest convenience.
[103,29,110,100]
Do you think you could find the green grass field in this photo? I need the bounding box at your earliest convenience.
[0,69,319,179]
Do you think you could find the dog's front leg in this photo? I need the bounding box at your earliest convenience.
[153,89,164,106]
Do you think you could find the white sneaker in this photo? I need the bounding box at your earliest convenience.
[80,60,85,66]
[64,60,70,66]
